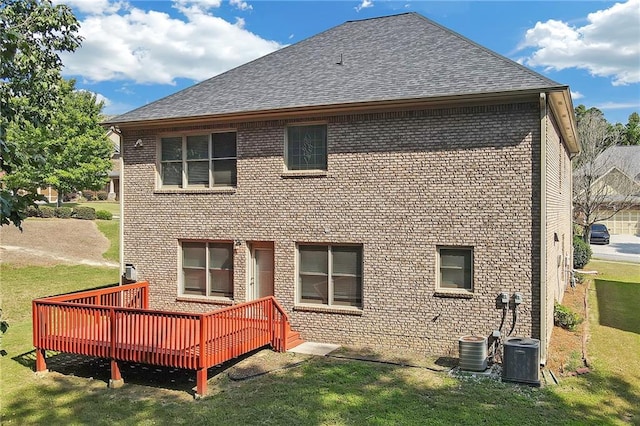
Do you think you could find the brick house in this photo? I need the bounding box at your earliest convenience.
[108,13,579,362]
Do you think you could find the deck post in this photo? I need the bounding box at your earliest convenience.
[35,348,47,373]
[108,359,124,388]
[196,367,207,398]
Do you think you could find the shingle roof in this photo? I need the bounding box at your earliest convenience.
[111,12,564,124]
[594,145,640,181]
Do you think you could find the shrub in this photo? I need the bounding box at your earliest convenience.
[554,303,582,331]
[55,206,73,219]
[97,191,108,201]
[25,205,40,217]
[82,190,95,201]
[573,223,584,238]
[74,206,96,220]
[96,210,113,220]
[39,206,55,218]
[573,235,592,269]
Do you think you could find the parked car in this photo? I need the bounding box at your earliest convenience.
[589,223,610,245]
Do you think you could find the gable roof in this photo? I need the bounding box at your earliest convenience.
[593,145,640,182]
[110,13,568,126]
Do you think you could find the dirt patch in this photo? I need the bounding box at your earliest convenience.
[546,279,589,376]
[0,218,115,267]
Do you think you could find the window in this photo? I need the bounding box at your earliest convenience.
[286,125,327,170]
[160,132,237,188]
[181,242,234,298]
[437,247,473,291]
[298,244,362,308]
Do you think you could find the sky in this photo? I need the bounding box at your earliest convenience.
[55,0,640,125]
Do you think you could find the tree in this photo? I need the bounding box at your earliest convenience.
[3,79,113,205]
[573,108,637,242]
[1,0,81,228]
[623,112,640,145]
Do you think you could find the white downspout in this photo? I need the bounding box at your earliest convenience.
[539,93,548,364]
[119,135,125,284]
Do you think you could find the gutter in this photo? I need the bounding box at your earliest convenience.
[105,88,564,130]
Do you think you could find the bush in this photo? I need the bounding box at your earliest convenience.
[55,206,73,219]
[573,235,592,269]
[74,206,96,220]
[39,206,55,218]
[573,223,584,238]
[97,191,108,201]
[96,210,113,220]
[82,190,95,201]
[25,205,40,217]
[554,303,582,331]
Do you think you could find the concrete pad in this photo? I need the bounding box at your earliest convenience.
[590,234,640,263]
[288,342,341,356]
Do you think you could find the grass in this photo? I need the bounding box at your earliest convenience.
[96,220,120,263]
[548,260,640,424]
[1,255,638,424]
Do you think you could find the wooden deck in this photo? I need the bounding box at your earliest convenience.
[32,282,303,396]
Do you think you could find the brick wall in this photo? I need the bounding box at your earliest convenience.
[543,107,574,359]
[121,100,543,356]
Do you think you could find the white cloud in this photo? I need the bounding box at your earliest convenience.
[55,0,126,15]
[94,93,112,106]
[174,0,222,11]
[355,0,373,12]
[595,101,640,110]
[571,91,584,100]
[60,1,283,85]
[230,0,252,11]
[520,0,640,86]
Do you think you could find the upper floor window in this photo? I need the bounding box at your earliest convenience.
[437,247,473,291]
[160,132,236,188]
[286,125,327,171]
[181,241,234,299]
[298,244,362,308]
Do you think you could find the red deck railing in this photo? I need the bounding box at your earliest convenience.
[32,281,300,396]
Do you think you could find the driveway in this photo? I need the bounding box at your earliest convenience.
[590,234,640,263]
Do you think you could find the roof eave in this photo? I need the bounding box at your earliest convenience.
[106,88,565,131]
[548,89,580,155]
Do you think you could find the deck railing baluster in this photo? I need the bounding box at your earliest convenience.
[33,284,298,397]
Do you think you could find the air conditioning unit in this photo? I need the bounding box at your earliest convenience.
[459,335,488,372]
[502,337,540,386]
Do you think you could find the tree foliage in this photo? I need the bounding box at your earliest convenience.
[623,112,640,145]
[3,79,113,206]
[0,0,81,228]
[572,105,638,241]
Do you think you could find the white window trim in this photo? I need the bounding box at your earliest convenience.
[436,246,474,293]
[157,130,237,189]
[284,122,328,173]
[178,240,234,301]
[295,243,363,310]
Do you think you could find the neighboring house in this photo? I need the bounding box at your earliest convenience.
[108,13,579,362]
[585,146,640,235]
[104,127,121,201]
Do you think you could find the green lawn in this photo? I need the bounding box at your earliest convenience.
[1,257,638,424]
[96,220,119,263]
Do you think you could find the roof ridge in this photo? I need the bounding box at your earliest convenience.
[346,12,416,24]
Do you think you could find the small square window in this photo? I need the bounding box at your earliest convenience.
[298,244,362,308]
[286,125,327,171]
[181,241,234,299]
[438,247,473,291]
